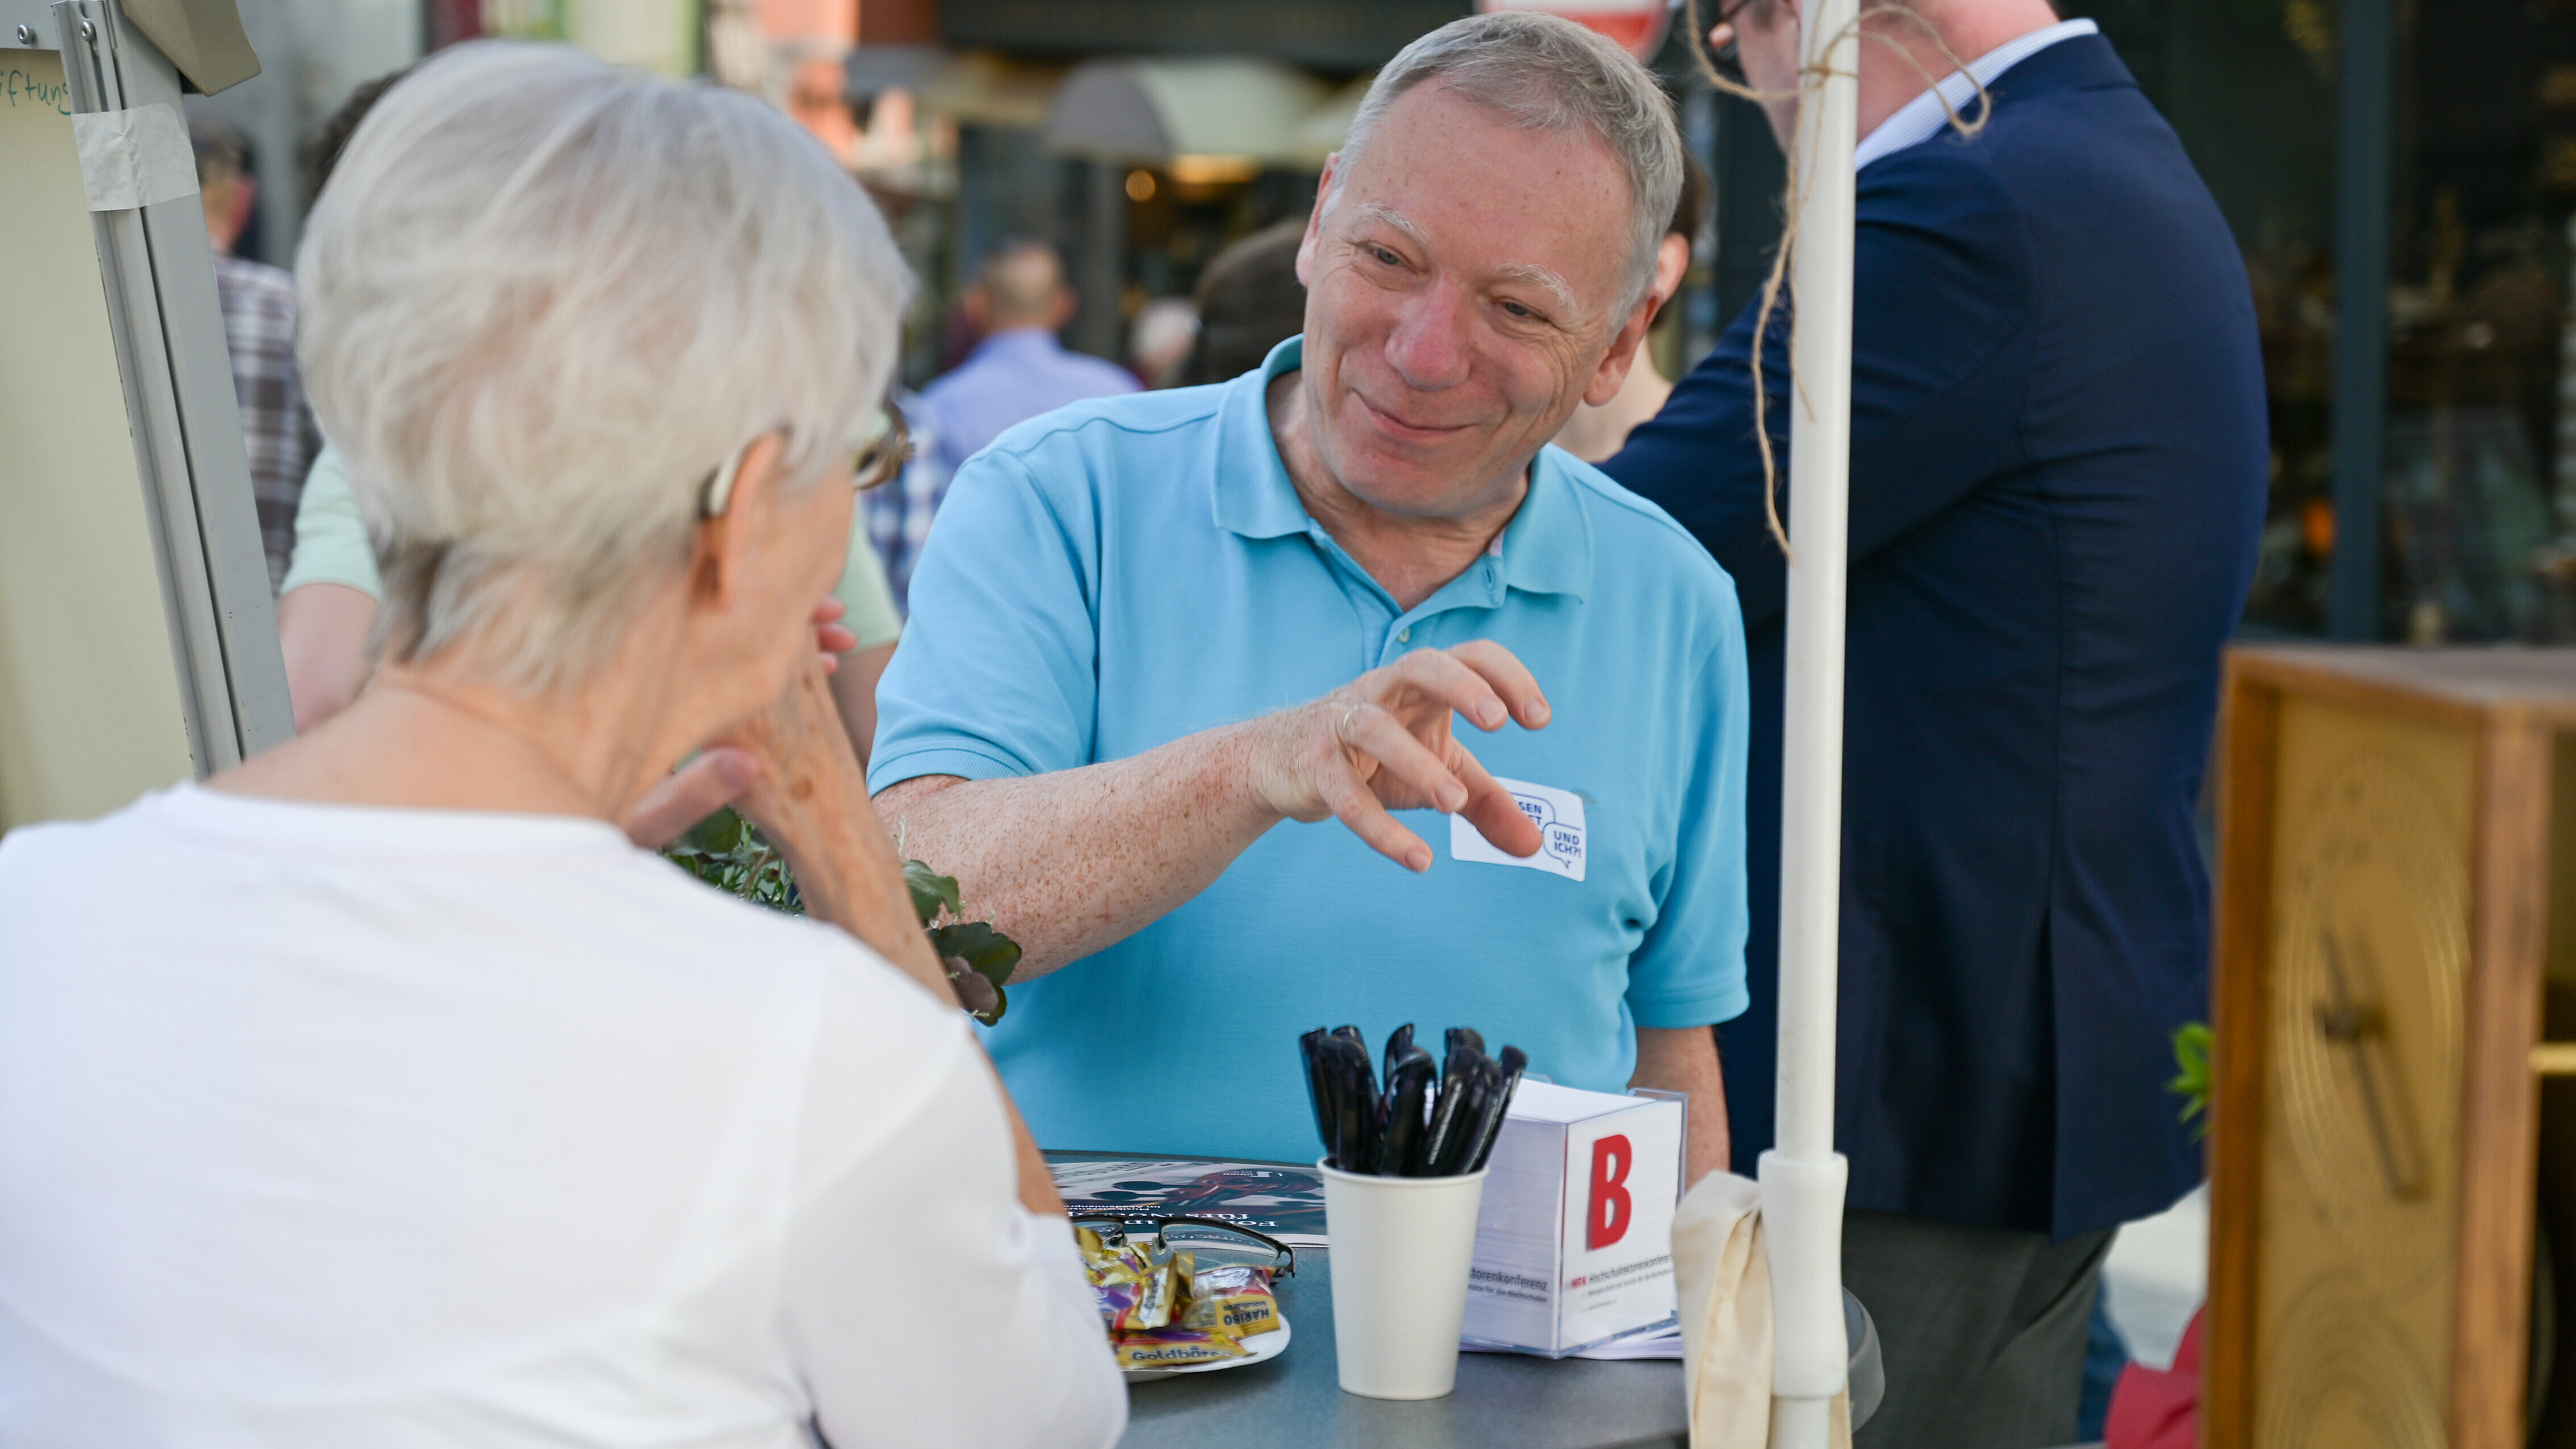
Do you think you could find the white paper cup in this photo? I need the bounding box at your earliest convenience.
[1319,1157,1491,1400]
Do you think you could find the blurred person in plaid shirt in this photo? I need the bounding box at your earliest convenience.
[860,397,946,616]
[192,116,318,593]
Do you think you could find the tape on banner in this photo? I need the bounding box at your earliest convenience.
[72,102,198,211]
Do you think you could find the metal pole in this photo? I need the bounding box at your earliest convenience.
[1764,0,1858,1441]
[2327,0,2393,640]
[57,0,293,769]
[1075,156,1125,361]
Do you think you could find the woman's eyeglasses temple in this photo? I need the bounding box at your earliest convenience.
[700,399,913,520]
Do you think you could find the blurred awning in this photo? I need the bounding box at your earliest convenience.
[1045,56,1334,170]
[1287,72,1373,168]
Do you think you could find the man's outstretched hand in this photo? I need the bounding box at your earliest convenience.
[1245,639,1550,872]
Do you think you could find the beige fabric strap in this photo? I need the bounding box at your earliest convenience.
[1672,1171,1854,1449]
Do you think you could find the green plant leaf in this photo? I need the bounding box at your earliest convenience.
[684,806,748,854]
[662,810,802,917]
[904,858,961,925]
[2169,1021,2213,1142]
[928,919,1021,986]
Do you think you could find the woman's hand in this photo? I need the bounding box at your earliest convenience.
[723,657,865,833]
[622,747,760,848]
[618,599,859,848]
[715,650,951,994]
[810,596,859,671]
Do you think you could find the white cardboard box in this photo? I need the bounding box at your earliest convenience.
[1459,1081,1684,1356]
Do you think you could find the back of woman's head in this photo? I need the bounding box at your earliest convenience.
[297,43,910,693]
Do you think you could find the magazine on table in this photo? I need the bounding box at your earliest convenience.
[1045,1152,1328,1247]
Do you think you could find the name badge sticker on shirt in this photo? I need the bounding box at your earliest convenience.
[1451,777,1587,882]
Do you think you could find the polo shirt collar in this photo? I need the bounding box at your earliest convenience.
[1212,335,1592,602]
[1209,336,1314,540]
[1498,449,1592,602]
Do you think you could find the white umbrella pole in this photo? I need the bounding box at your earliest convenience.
[1761,0,1860,1443]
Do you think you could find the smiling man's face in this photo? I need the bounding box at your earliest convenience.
[1291,81,1648,521]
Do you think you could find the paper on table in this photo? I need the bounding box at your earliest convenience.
[1571,1326,1683,1360]
[1462,1324,1683,1360]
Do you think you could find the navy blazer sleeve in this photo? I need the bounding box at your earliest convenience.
[1608,151,2036,628]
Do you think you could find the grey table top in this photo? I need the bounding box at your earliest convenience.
[1116,1246,1687,1449]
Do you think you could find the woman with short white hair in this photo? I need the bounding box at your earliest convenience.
[0,43,1123,1448]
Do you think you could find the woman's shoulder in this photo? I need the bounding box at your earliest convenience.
[675,885,964,1032]
[0,788,218,900]
[0,787,964,1064]
[571,849,968,1045]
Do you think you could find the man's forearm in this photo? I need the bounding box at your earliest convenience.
[873,724,1285,980]
[1632,1025,1730,1188]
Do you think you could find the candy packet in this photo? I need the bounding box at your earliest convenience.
[1112,1327,1253,1370]
[1175,1263,1279,1339]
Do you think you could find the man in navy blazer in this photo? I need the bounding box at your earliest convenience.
[1603,2,2264,1443]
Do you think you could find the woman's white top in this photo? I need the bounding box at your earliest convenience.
[0,786,1124,1449]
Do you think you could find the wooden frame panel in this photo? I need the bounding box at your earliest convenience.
[2205,660,2280,1449]
[2453,715,2554,1449]
[2208,647,2576,1449]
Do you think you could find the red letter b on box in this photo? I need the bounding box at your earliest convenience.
[1587,1133,1633,1249]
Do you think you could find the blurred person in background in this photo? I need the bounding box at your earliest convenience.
[1128,296,1200,387]
[273,72,904,763]
[868,240,1136,608]
[1601,1,2267,1443]
[860,395,946,618]
[192,115,317,592]
[1167,218,1308,387]
[0,44,1124,1448]
[872,13,1744,1185]
[268,70,402,728]
[301,67,407,207]
[919,240,1137,476]
[1551,151,1708,463]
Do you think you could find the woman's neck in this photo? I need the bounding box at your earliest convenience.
[211,644,687,826]
[1553,350,1674,465]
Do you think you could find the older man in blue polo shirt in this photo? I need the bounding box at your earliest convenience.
[872,12,1747,1181]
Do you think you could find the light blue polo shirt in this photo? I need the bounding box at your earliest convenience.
[871,337,1750,1163]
